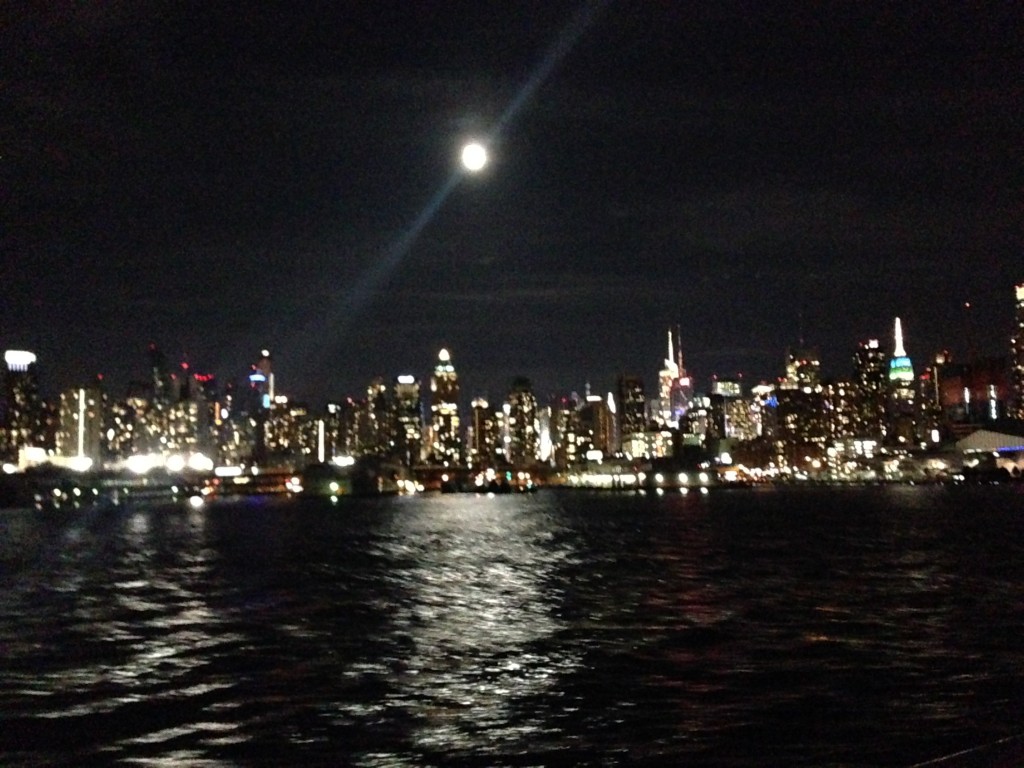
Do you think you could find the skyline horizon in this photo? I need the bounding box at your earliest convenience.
[6,283,1022,408]
[5,4,1020,409]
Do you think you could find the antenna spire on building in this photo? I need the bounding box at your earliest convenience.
[893,317,907,358]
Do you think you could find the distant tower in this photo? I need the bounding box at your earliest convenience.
[252,349,274,402]
[1,350,45,462]
[391,374,423,467]
[505,376,538,467]
[148,343,172,405]
[247,349,273,464]
[361,377,389,456]
[888,317,917,443]
[616,374,646,438]
[852,339,887,439]
[658,329,678,425]
[56,386,102,467]
[577,394,614,458]
[782,347,821,390]
[658,327,692,427]
[429,348,461,465]
[469,397,498,467]
[1012,283,1024,419]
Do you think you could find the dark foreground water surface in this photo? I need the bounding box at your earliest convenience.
[2,485,1024,767]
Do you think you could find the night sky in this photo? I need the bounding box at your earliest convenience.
[3,2,1021,405]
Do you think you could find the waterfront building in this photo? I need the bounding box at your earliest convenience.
[537,404,553,464]
[247,349,274,464]
[575,394,614,460]
[428,348,461,465]
[888,317,917,444]
[620,429,675,460]
[851,339,888,440]
[824,379,859,442]
[708,379,759,442]
[725,398,759,442]
[164,398,205,455]
[148,343,173,407]
[1013,283,1024,418]
[616,374,646,440]
[55,386,102,468]
[774,347,828,467]
[468,397,499,467]
[781,346,821,391]
[358,377,390,457]
[924,353,1011,428]
[391,375,423,467]
[160,362,216,457]
[102,396,136,462]
[505,377,538,467]
[323,398,360,459]
[265,396,317,463]
[657,328,692,427]
[750,383,778,440]
[1,350,46,463]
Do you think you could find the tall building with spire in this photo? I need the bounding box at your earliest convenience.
[888,317,917,443]
[1012,283,1024,419]
[658,327,692,427]
[429,348,461,465]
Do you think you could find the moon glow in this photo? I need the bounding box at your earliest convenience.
[460,142,488,172]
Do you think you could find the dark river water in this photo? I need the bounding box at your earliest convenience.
[2,485,1024,767]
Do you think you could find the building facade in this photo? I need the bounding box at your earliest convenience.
[1012,283,1024,419]
[429,348,461,465]
[2,350,46,463]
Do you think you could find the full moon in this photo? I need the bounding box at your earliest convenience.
[460,142,488,172]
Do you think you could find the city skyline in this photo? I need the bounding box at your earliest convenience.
[4,3,1021,402]
[4,282,1022,410]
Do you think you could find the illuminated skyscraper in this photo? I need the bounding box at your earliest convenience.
[247,349,273,464]
[358,377,389,456]
[1,350,45,462]
[250,349,273,407]
[616,374,646,438]
[888,317,917,443]
[56,386,102,467]
[429,348,461,465]
[1012,283,1024,419]
[781,347,821,390]
[577,395,614,458]
[148,343,173,405]
[392,375,423,467]
[658,327,692,427]
[852,339,887,439]
[468,397,498,467]
[505,376,538,467]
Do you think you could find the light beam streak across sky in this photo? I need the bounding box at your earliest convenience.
[296,0,613,376]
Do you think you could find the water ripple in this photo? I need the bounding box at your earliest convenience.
[1,487,1023,766]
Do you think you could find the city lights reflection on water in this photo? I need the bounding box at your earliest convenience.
[375,497,580,751]
[1,486,1023,766]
